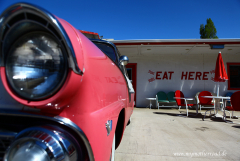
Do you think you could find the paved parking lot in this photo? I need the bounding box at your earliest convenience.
[115,108,240,161]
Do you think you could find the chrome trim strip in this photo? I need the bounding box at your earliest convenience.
[0,3,82,75]
[105,120,112,136]
[0,110,94,161]
[0,132,17,137]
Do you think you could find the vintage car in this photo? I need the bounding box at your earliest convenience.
[0,3,134,161]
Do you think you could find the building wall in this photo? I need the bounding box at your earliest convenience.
[127,52,240,107]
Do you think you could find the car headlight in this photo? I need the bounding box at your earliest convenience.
[5,32,68,100]
[4,126,80,161]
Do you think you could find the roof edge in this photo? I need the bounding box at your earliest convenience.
[110,39,240,46]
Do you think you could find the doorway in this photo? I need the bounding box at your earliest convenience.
[126,63,137,106]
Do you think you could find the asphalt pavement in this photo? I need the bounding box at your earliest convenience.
[115,108,240,161]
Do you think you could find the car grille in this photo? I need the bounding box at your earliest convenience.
[0,134,15,161]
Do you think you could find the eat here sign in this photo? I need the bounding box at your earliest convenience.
[155,71,209,80]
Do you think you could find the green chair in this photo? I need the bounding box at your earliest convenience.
[167,91,176,103]
[156,91,169,109]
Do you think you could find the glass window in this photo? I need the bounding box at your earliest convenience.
[227,63,240,90]
[127,68,132,80]
[93,42,117,63]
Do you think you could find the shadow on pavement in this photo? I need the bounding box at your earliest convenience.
[153,111,203,119]
[153,111,235,123]
[210,117,231,122]
[232,125,240,129]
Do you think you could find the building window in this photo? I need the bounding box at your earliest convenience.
[227,63,240,90]
[210,44,224,49]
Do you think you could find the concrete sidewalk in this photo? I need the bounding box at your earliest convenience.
[115,108,240,161]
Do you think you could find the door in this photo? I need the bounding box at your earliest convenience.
[126,63,137,106]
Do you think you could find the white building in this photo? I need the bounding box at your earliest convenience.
[111,39,240,107]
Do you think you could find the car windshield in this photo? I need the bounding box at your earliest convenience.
[93,42,117,63]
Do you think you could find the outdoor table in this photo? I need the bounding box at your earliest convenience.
[173,97,194,103]
[201,96,230,120]
[146,98,156,109]
[173,97,198,116]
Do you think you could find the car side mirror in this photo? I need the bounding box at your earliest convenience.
[119,55,129,66]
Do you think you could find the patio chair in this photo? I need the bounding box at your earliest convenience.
[174,90,196,116]
[156,91,169,109]
[225,91,240,119]
[225,92,233,107]
[198,91,214,112]
[167,91,176,103]
[198,91,215,120]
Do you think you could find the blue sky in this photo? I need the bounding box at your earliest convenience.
[0,0,240,40]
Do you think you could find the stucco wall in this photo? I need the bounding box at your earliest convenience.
[127,53,240,107]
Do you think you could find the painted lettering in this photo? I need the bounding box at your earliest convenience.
[188,72,194,80]
[195,72,202,80]
[155,71,175,80]
[105,77,114,83]
[111,77,118,83]
[203,72,209,80]
[148,77,155,83]
[168,71,174,79]
[181,72,188,80]
[210,70,215,74]
[106,77,123,84]
[105,77,109,83]
[162,72,168,80]
[156,72,162,79]
[148,70,155,75]
[152,71,209,82]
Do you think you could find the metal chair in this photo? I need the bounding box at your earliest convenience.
[198,91,214,112]
[174,90,196,116]
[156,91,169,109]
[225,92,233,107]
[167,91,176,103]
[198,91,215,120]
[225,91,240,120]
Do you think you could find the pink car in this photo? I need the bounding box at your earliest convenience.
[0,3,134,161]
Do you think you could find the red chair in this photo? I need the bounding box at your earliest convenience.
[198,91,216,121]
[174,90,196,116]
[198,91,214,112]
[225,91,240,119]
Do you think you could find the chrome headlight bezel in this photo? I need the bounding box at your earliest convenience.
[5,31,68,100]
[0,3,85,101]
[0,3,82,75]
[0,2,86,101]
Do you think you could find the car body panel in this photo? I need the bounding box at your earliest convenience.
[0,3,134,161]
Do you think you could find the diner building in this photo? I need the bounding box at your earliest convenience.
[110,39,240,107]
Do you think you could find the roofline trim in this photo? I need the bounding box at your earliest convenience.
[110,39,240,46]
